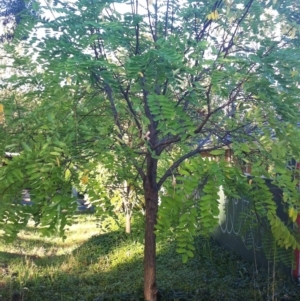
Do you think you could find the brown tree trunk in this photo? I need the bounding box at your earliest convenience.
[143,157,158,301]
[125,211,131,234]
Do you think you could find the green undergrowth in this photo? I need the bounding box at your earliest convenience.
[0,215,299,301]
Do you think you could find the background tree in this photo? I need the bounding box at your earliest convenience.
[0,0,39,41]
[1,0,300,300]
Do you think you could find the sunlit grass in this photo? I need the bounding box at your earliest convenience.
[0,214,299,301]
[1,215,100,256]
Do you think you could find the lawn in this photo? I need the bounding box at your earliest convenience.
[0,214,299,301]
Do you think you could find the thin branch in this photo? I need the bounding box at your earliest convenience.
[194,0,222,43]
[175,68,210,108]
[158,136,215,188]
[42,0,57,22]
[135,22,140,55]
[164,0,170,37]
[162,79,169,95]
[223,0,254,57]
[206,83,212,114]
[141,77,156,146]
[153,135,180,152]
[170,0,175,34]
[131,0,136,14]
[104,83,123,137]
[118,81,142,133]
[194,62,257,135]
[154,0,158,41]
[146,1,155,41]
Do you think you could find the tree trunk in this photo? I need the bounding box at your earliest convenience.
[123,180,131,234]
[125,211,131,234]
[143,157,159,301]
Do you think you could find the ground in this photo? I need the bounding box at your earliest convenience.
[0,214,299,301]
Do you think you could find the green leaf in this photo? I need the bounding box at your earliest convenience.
[210,149,225,156]
[182,254,188,263]
[240,143,250,153]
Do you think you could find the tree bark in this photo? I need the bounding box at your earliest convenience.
[123,181,132,234]
[143,157,158,301]
[125,211,131,234]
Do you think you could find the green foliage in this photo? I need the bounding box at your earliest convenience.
[0,148,76,240]
[0,0,300,291]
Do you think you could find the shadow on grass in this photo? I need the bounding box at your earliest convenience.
[1,233,300,301]
[0,251,41,262]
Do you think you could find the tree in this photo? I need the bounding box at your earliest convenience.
[1,0,300,300]
[0,0,39,41]
[80,161,145,234]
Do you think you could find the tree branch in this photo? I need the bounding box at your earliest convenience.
[118,81,142,133]
[223,0,254,57]
[154,0,158,41]
[104,83,123,137]
[146,0,155,41]
[157,136,215,188]
[164,0,170,37]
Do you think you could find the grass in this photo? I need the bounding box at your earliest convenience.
[0,215,299,301]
